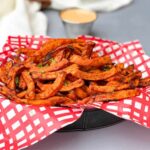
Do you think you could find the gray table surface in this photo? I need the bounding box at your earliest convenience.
[26,0,150,150]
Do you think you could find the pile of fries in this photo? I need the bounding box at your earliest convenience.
[0,39,150,106]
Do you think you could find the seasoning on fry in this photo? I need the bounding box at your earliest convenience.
[0,38,149,106]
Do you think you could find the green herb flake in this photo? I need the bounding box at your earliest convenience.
[103,66,111,71]
[45,64,49,67]
[37,63,43,68]
[64,81,69,86]
[67,45,74,50]
[15,76,19,86]
[49,58,56,63]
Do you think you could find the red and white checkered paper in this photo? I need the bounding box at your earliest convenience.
[0,35,150,150]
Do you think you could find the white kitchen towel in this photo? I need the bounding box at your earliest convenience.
[0,0,47,49]
[51,0,133,11]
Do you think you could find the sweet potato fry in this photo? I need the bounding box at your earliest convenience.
[17,91,26,98]
[60,99,75,106]
[90,80,139,93]
[30,58,68,73]
[5,60,13,71]
[15,96,73,106]
[82,85,92,95]
[81,41,95,58]
[37,79,84,92]
[17,48,37,57]
[61,79,84,92]
[91,51,99,58]
[90,83,116,93]
[32,64,78,80]
[108,70,142,83]
[106,74,124,82]
[106,81,120,86]
[32,71,58,80]
[74,88,88,99]
[79,89,140,104]
[36,72,66,99]
[0,86,16,100]
[0,61,13,84]
[0,66,9,83]
[122,64,134,75]
[66,90,77,100]
[107,65,135,82]
[94,89,140,102]
[27,39,84,62]
[70,55,112,67]
[139,77,150,87]
[7,65,24,89]
[123,71,142,83]
[71,64,124,80]
[53,50,65,62]
[66,74,78,82]
[22,70,35,100]
[0,38,148,107]
[19,74,27,90]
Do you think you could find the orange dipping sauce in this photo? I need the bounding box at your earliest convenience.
[60,8,97,24]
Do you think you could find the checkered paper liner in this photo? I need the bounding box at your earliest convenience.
[0,35,150,150]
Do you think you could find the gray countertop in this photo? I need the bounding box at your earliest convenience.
[26,0,150,150]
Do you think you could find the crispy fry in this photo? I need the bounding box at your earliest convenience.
[66,74,78,82]
[17,48,37,57]
[0,66,8,83]
[90,83,116,93]
[17,91,26,98]
[53,50,65,62]
[32,71,58,80]
[30,58,68,73]
[123,71,142,83]
[0,86,17,100]
[66,90,77,100]
[0,61,13,83]
[22,70,35,100]
[107,65,135,82]
[0,38,148,106]
[19,74,27,90]
[90,79,139,93]
[27,39,84,62]
[91,51,99,58]
[37,79,84,92]
[94,89,140,102]
[81,41,95,58]
[107,70,142,83]
[71,64,124,80]
[61,79,84,92]
[70,55,112,67]
[7,65,24,89]
[32,64,78,80]
[74,88,88,99]
[5,60,13,71]
[139,77,150,87]
[122,64,134,75]
[90,83,133,93]
[15,96,73,106]
[36,72,66,99]
[79,89,140,104]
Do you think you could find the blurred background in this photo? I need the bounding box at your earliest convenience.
[0,0,136,47]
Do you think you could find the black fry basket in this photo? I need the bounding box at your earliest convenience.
[59,109,123,132]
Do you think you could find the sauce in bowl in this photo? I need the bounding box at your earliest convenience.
[60,8,97,24]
